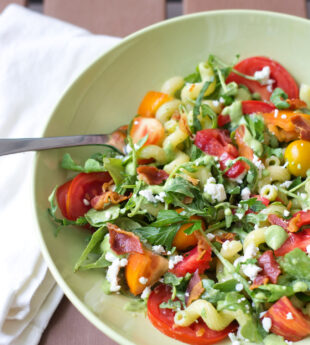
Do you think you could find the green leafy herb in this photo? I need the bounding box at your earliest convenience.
[201,103,217,128]
[184,70,201,83]
[240,197,266,213]
[279,248,310,280]
[270,88,290,109]
[85,205,120,227]
[124,299,146,312]
[255,284,295,302]
[103,157,125,185]
[164,176,198,198]
[245,114,265,142]
[61,153,106,173]
[160,300,182,310]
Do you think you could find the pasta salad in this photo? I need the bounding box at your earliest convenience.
[49,55,310,345]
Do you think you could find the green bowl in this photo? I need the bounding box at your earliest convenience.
[33,10,310,345]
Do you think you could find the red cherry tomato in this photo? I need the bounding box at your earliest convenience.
[130,116,165,146]
[194,129,246,178]
[226,57,299,101]
[218,100,276,127]
[170,245,212,277]
[274,228,310,256]
[57,172,111,221]
[147,284,237,345]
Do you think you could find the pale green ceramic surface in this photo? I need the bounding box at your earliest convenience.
[33,10,310,345]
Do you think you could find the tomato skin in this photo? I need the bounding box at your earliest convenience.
[147,284,237,345]
[130,116,165,146]
[56,180,72,219]
[171,245,212,277]
[226,57,299,101]
[284,140,310,177]
[64,172,111,220]
[137,91,172,118]
[274,228,310,256]
[194,129,246,178]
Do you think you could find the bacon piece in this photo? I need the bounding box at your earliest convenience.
[258,250,281,284]
[108,223,144,255]
[291,115,310,141]
[215,232,236,244]
[288,210,310,233]
[185,270,205,306]
[137,166,169,185]
[268,214,289,231]
[91,191,131,210]
[287,98,307,110]
[250,274,269,290]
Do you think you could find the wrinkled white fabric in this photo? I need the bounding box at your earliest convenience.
[0,5,120,344]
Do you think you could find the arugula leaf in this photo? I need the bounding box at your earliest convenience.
[114,217,141,231]
[184,221,202,235]
[160,300,182,310]
[214,279,239,292]
[184,70,201,83]
[163,272,185,286]
[245,114,265,142]
[263,145,284,160]
[61,153,106,173]
[192,80,213,133]
[240,197,266,212]
[85,205,120,227]
[151,210,186,227]
[200,279,225,303]
[289,176,302,190]
[279,248,310,280]
[164,176,198,198]
[270,88,290,109]
[255,284,295,302]
[79,252,110,270]
[188,145,205,161]
[103,157,125,185]
[134,224,180,250]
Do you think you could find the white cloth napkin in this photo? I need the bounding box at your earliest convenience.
[0,5,120,345]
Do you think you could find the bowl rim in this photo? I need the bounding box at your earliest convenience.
[32,9,310,345]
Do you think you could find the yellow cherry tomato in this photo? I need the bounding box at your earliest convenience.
[284,139,310,177]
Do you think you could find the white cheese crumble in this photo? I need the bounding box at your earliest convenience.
[139,276,148,285]
[105,253,128,292]
[207,233,215,240]
[244,243,259,259]
[280,181,292,189]
[83,198,90,206]
[235,212,244,220]
[274,109,279,118]
[228,332,241,345]
[235,283,243,292]
[241,187,251,200]
[283,210,290,217]
[141,286,151,299]
[253,154,265,173]
[242,263,262,281]
[306,244,310,256]
[262,317,272,333]
[152,245,165,254]
[254,66,271,85]
[204,177,226,202]
[155,191,166,203]
[139,189,157,203]
[286,312,294,320]
[219,97,225,103]
[168,255,184,269]
[212,100,220,107]
[260,311,267,318]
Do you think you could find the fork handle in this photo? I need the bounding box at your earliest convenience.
[0,135,109,156]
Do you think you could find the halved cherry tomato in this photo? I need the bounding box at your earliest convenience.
[125,249,168,295]
[264,296,310,341]
[130,116,165,146]
[147,284,237,345]
[288,210,310,233]
[171,245,212,277]
[137,91,172,118]
[284,140,310,177]
[56,180,72,219]
[226,57,299,101]
[194,129,246,178]
[218,100,275,127]
[57,172,111,221]
[274,228,310,256]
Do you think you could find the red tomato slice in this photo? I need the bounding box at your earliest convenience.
[226,57,299,101]
[264,296,310,341]
[56,180,72,219]
[147,284,237,345]
[194,129,246,178]
[274,228,310,256]
[171,245,212,277]
[130,116,165,146]
[218,100,275,127]
[63,172,111,220]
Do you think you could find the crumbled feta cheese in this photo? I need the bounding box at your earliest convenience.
[235,283,243,292]
[281,114,287,119]
[204,177,226,202]
[141,286,151,299]
[228,332,241,345]
[155,191,166,203]
[139,276,148,285]
[260,311,267,318]
[229,170,247,184]
[152,245,165,254]
[274,109,279,118]
[253,154,265,173]
[241,187,251,200]
[267,84,273,92]
[168,255,184,269]
[207,233,215,240]
[262,317,272,333]
[254,66,271,85]
[212,100,220,107]
[139,189,157,203]
[83,198,90,206]
[242,263,262,281]
[219,97,225,103]
[222,240,233,251]
[235,212,244,220]
[244,243,259,259]
[300,193,307,200]
[105,254,128,292]
[283,210,290,217]
[306,244,310,256]
[125,144,132,154]
[280,181,292,189]
[286,312,294,320]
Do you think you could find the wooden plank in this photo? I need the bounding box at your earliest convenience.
[40,297,118,345]
[0,0,27,12]
[183,0,307,18]
[44,0,166,37]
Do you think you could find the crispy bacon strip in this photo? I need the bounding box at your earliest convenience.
[288,210,310,233]
[196,232,211,260]
[91,192,131,210]
[250,274,269,290]
[108,223,144,255]
[268,214,289,231]
[137,166,169,185]
[258,250,281,284]
[291,115,310,141]
[215,233,236,244]
[287,99,307,110]
[185,270,205,306]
